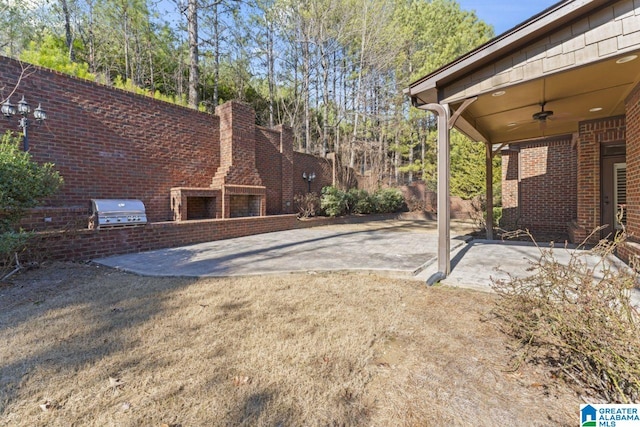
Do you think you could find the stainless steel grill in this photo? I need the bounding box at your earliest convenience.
[90,199,147,229]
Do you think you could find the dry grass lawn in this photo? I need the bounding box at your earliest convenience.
[1,262,580,426]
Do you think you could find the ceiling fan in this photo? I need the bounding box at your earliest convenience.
[507,101,557,133]
[532,102,554,122]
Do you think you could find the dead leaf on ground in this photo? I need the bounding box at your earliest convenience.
[109,376,125,388]
[233,376,251,386]
[39,400,53,412]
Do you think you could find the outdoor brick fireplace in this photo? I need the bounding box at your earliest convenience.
[172,101,267,221]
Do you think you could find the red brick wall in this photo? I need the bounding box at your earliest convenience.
[621,82,640,262]
[293,152,333,195]
[34,215,298,261]
[0,56,220,223]
[29,214,374,262]
[501,149,519,227]
[500,136,577,235]
[212,101,262,187]
[0,56,356,261]
[277,125,295,214]
[255,126,283,214]
[573,116,626,243]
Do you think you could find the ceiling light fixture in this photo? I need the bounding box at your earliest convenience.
[492,91,506,97]
[616,55,638,64]
[589,107,603,112]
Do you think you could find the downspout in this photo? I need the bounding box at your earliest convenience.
[414,101,451,284]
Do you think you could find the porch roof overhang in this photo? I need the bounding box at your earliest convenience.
[407,0,640,145]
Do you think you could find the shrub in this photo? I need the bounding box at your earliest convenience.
[490,230,640,403]
[348,188,375,215]
[0,231,31,270]
[406,195,427,212]
[294,192,320,218]
[373,188,404,213]
[492,207,502,227]
[0,131,63,274]
[320,186,347,217]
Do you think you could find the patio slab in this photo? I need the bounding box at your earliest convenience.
[416,239,640,308]
[93,222,472,277]
[93,218,639,308]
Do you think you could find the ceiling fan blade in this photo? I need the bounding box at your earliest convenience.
[539,120,548,132]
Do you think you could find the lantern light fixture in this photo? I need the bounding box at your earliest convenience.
[1,96,47,151]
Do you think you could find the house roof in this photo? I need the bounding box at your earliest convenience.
[407,0,640,144]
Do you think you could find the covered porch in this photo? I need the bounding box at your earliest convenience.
[407,0,640,276]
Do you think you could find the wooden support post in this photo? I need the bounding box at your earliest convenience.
[421,103,450,280]
[485,143,494,240]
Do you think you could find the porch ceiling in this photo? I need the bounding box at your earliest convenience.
[451,50,640,144]
[407,0,640,144]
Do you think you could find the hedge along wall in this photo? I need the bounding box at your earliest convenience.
[0,56,340,261]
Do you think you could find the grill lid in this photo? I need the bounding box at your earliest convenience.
[90,199,147,228]
[92,199,146,214]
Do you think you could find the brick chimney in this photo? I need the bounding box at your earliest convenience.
[212,101,263,187]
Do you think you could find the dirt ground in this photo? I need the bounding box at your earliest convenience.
[0,262,581,426]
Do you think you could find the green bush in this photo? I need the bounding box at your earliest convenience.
[347,188,375,214]
[0,131,63,271]
[373,188,404,213]
[492,207,502,227]
[0,132,64,232]
[321,186,405,216]
[0,231,31,267]
[320,186,347,217]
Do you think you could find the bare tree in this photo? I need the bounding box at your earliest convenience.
[187,0,199,108]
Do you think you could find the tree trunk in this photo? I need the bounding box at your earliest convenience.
[350,2,368,168]
[321,41,329,157]
[60,0,75,61]
[123,10,130,81]
[188,0,199,108]
[303,37,310,153]
[267,16,275,127]
[212,2,219,107]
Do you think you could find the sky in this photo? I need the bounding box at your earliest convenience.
[457,0,561,35]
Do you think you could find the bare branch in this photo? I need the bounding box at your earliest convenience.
[1,61,35,104]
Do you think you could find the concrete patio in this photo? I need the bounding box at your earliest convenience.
[93,217,640,307]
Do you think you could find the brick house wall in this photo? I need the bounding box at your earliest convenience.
[501,135,577,235]
[0,56,338,261]
[501,149,519,227]
[619,83,640,263]
[571,116,626,243]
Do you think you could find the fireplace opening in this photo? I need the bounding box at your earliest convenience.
[230,195,261,218]
[187,196,217,220]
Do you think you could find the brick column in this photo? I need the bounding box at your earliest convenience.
[575,116,626,244]
[276,124,294,214]
[212,101,262,187]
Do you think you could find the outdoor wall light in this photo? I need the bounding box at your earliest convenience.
[302,172,316,193]
[2,96,46,151]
